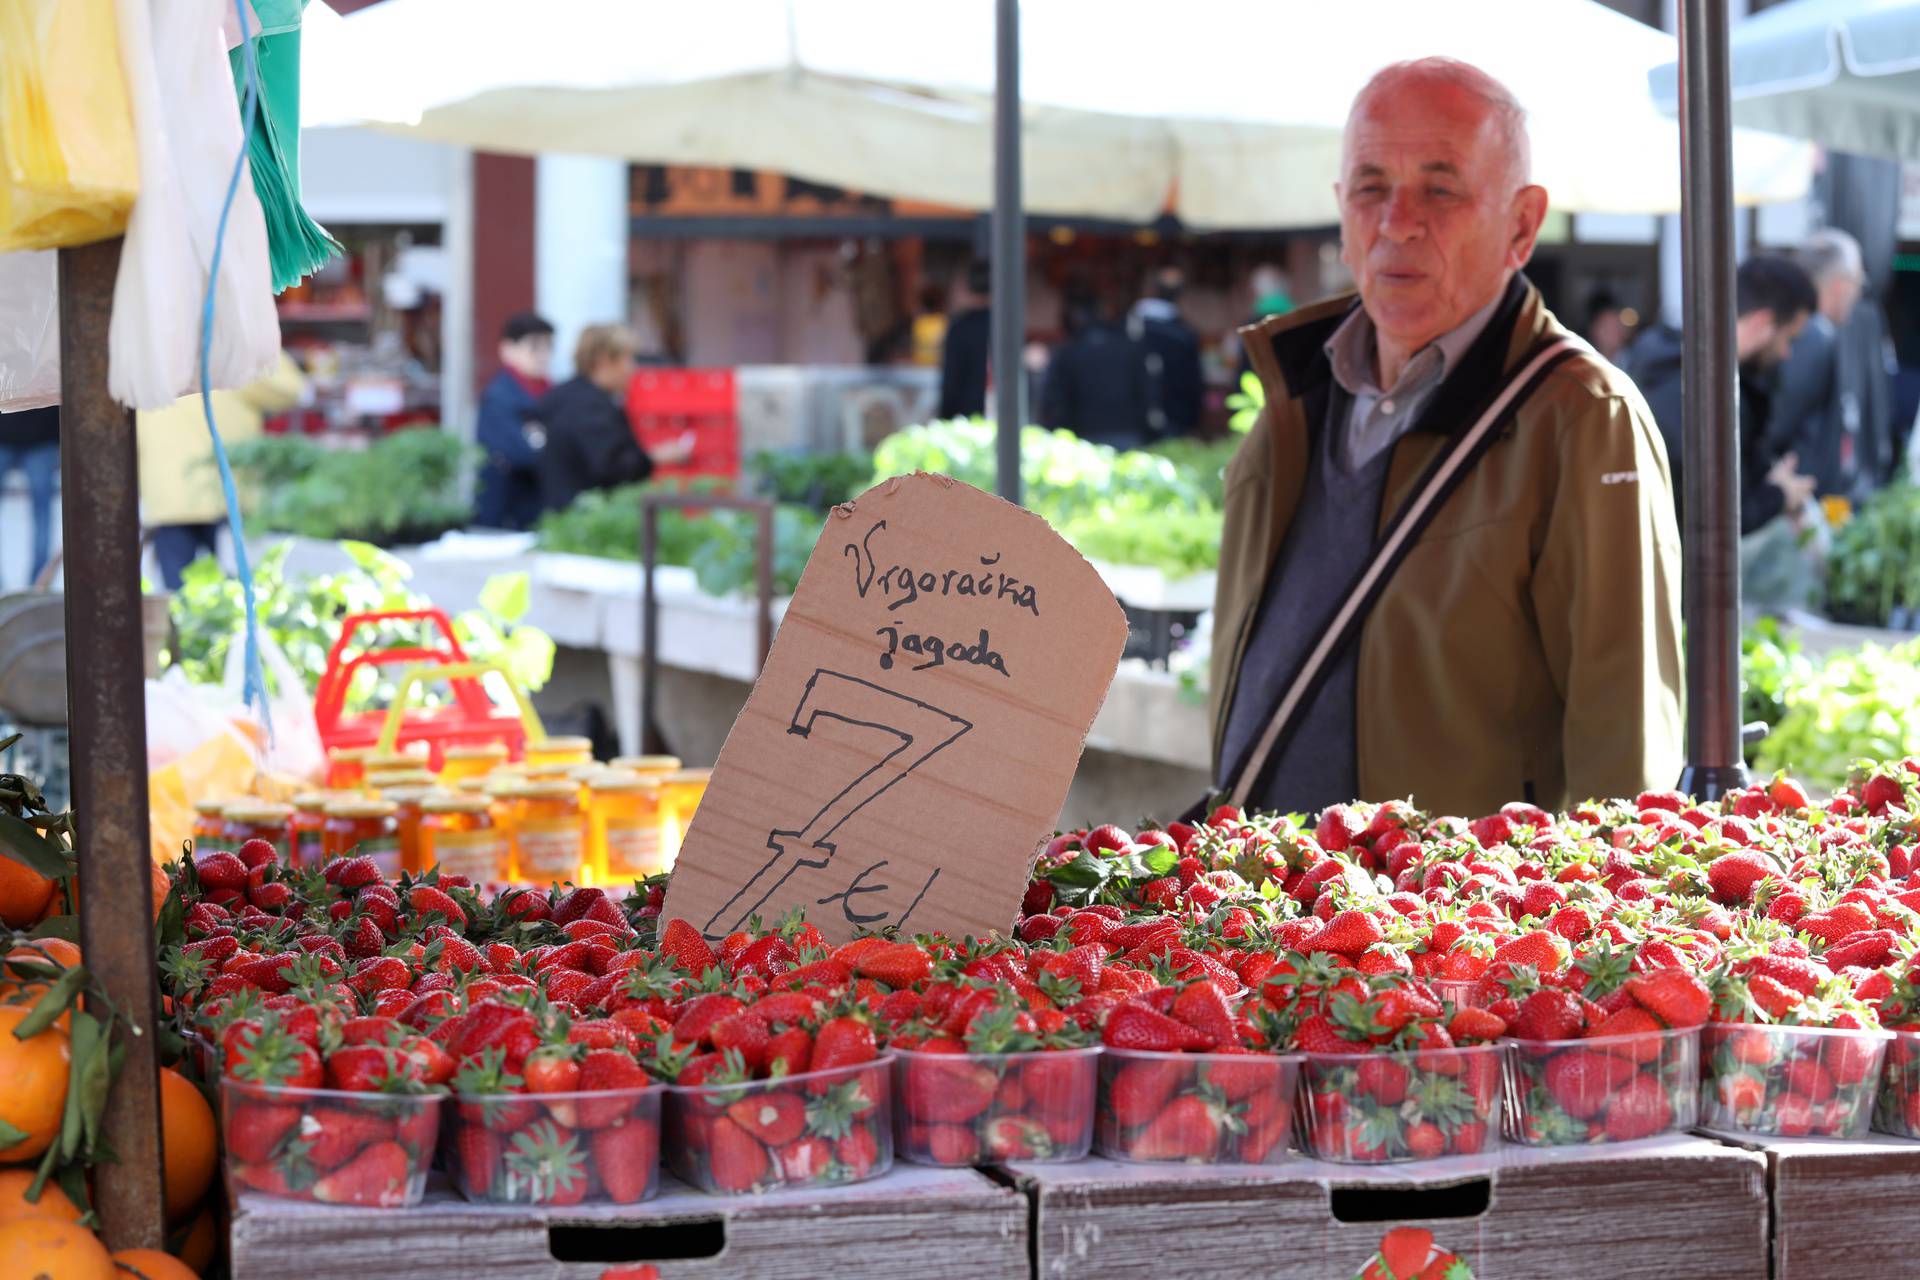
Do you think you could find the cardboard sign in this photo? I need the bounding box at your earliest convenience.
[663,472,1128,944]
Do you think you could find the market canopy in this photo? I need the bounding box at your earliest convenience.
[305,0,1815,227]
[1650,0,1920,161]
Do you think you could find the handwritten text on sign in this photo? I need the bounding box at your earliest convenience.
[662,473,1128,945]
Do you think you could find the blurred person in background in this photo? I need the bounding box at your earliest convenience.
[474,311,554,531]
[533,324,692,516]
[0,406,58,589]
[1224,263,1296,387]
[937,260,993,420]
[1039,290,1149,449]
[1625,255,1816,535]
[137,354,307,590]
[1769,228,1890,504]
[1129,265,1203,439]
[1583,289,1633,364]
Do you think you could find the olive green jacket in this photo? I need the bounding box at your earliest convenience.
[1209,275,1684,816]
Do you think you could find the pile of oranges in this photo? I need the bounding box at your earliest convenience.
[1,853,215,1277]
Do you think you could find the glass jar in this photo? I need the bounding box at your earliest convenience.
[290,792,333,870]
[381,785,438,876]
[510,780,585,885]
[323,799,401,876]
[223,802,293,862]
[587,771,669,885]
[611,755,681,776]
[525,735,593,771]
[192,798,234,854]
[440,742,509,784]
[420,793,507,883]
[326,747,371,790]
[663,768,711,854]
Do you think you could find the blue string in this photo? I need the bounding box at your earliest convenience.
[200,0,270,734]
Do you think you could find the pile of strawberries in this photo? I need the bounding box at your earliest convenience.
[161,759,1920,1198]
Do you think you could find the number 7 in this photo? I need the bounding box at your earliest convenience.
[700,669,972,938]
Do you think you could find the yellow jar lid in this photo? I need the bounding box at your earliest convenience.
[516,779,583,801]
[223,802,292,823]
[194,798,233,817]
[325,799,398,819]
[530,735,593,753]
[421,792,491,815]
[365,749,427,770]
[484,775,528,798]
[567,764,607,781]
[522,764,579,782]
[611,755,681,773]
[380,785,441,806]
[444,743,509,761]
[328,747,372,763]
[292,791,336,810]
[665,768,712,784]
[456,776,492,794]
[588,769,661,795]
[367,769,436,789]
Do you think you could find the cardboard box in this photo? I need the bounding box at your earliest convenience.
[230,1164,1027,1280]
[1008,1137,1768,1279]
[1709,1132,1920,1280]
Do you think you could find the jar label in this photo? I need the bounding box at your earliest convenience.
[517,820,583,878]
[359,836,402,877]
[295,834,323,868]
[434,829,507,882]
[605,821,664,875]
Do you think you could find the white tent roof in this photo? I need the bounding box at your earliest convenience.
[1650,0,1920,160]
[306,0,1814,227]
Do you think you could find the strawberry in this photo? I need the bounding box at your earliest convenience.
[1446,1007,1507,1043]
[1105,1058,1187,1128]
[708,1010,771,1074]
[455,1125,504,1197]
[1543,1051,1637,1119]
[1507,988,1585,1042]
[903,1054,999,1124]
[1626,969,1712,1029]
[591,1119,658,1204]
[1707,851,1773,904]
[1130,1095,1229,1160]
[408,884,468,929]
[225,1100,299,1163]
[1603,1074,1673,1141]
[854,941,932,989]
[779,1134,836,1181]
[765,1026,813,1077]
[1169,980,1237,1049]
[707,1116,769,1192]
[576,1050,649,1128]
[1380,1226,1435,1279]
[925,1124,981,1164]
[1307,910,1385,957]
[325,1045,402,1093]
[312,1141,413,1207]
[1103,1002,1208,1053]
[1405,1121,1447,1160]
[727,1091,806,1146]
[658,918,719,976]
[1356,1057,1410,1104]
[503,1120,589,1204]
[809,1016,878,1074]
[835,1125,881,1178]
[1492,930,1564,975]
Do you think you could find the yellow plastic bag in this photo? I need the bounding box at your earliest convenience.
[0,0,139,251]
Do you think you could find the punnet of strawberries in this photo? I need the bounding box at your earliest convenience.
[159,758,1920,1194]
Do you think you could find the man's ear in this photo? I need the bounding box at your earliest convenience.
[1508,185,1549,269]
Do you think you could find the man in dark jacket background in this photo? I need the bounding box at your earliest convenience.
[0,405,58,589]
[534,324,692,516]
[1040,292,1150,449]
[937,261,992,420]
[1619,255,1816,534]
[1129,266,1204,439]
[474,311,554,530]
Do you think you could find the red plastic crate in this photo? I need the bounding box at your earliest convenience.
[627,367,739,481]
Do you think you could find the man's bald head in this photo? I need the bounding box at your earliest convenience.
[1348,59,1531,194]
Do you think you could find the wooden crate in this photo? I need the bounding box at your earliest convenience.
[1009,1136,1768,1279]
[230,1164,1028,1280]
[1710,1132,1920,1280]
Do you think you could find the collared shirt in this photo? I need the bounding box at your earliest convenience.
[1324,290,1504,473]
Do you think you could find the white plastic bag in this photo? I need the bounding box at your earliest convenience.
[0,250,59,411]
[221,627,324,781]
[108,0,280,410]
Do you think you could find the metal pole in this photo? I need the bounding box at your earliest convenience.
[1675,0,1748,801]
[991,0,1025,505]
[56,238,166,1248]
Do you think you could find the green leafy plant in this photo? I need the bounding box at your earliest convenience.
[1740,618,1812,761]
[1755,638,1920,791]
[1825,482,1920,627]
[747,449,874,512]
[534,482,820,596]
[167,541,553,709]
[1225,371,1265,435]
[226,429,475,546]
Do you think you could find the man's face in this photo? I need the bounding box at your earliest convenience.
[1337,79,1546,357]
[1740,309,1807,371]
[1820,272,1862,325]
[501,334,553,381]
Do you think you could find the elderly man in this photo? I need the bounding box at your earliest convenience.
[1768,228,1893,502]
[1210,58,1683,819]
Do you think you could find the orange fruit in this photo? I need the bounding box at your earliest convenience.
[111,1248,199,1280]
[1,939,83,1027]
[0,1004,70,1162]
[151,862,172,923]
[159,1069,217,1222]
[0,854,54,927]
[0,1217,114,1279]
[50,862,169,927]
[172,1203,216,1276]
[0,1170,84,1225]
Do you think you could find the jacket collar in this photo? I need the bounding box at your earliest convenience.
[1242,272,1539,440]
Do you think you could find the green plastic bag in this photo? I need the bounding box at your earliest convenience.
[230,0,339,293]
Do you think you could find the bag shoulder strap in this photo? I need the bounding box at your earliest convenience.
[1224,335,1588,810]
